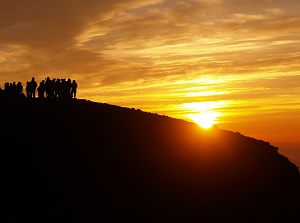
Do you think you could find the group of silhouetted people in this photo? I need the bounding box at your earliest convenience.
[3,81,24,96]
[1,77,78,100]
[27,77,78,99]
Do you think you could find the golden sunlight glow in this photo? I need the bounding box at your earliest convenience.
[188,111,218,129]
[182,101,225,128]
[182,101,227,112]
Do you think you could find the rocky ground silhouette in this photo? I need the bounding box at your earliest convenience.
[1,98,299,222]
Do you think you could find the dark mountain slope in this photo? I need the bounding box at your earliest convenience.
[1,99,299,222]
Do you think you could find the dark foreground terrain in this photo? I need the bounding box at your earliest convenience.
[1,99,299,222]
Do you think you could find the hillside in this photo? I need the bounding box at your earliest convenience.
[1,98,299,222]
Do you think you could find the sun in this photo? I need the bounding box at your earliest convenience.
[189,111,217,129]
[182,101,224,129]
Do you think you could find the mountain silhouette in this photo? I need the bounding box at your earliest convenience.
[1,98,299,222]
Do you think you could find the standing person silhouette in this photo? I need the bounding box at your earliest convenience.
[16,82,23,95]
[70,80,78,99]
[37,80,46,98]
[66,78,72,98]
[29,77,38,98]
[25,81,30,98]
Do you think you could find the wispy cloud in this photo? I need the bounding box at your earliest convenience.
[0,0,299,130]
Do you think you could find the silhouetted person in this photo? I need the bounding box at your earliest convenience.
[16,82,23,95]
[51,78,57,98]
[28,77,38,98]
[45,77,55,99]
[54,79,61,98]
[11,82,17,95]
[25,81,30,97]
[67,78,72,98]
[37,80,46,98]
[60,78,68,99]
[4,82,9,92]
[71,80,77,99]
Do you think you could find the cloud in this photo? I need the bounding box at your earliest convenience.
[1,0,299,163]
[1,0,300,88]
[0,0,164,84]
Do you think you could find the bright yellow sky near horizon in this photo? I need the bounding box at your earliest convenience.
[0,0,300,167]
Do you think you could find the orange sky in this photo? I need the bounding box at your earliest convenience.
[0,0,299,167]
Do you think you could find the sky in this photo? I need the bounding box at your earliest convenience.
[1,0,299,167]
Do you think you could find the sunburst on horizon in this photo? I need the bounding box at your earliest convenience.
[182,101,224,129]
[188,111,218,129]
